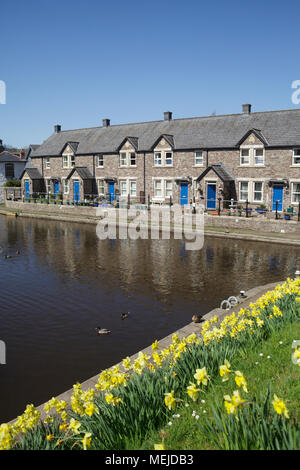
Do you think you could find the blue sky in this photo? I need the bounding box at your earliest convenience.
[1,0,300,148]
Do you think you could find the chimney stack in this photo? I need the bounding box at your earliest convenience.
[102,118,110,127]
[54,124,61,133]
[164,111,172,121]
[242,104,251,114]
[19,149,25,160]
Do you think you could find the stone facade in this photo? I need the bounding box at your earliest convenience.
[23,114,300,213]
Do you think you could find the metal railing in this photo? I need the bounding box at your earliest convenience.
[205,197,300,221]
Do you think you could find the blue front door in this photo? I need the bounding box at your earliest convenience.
[109,182,115,202]
[180,183,188,205]
[207,183,216,209]
[54,182,59,198]
[73,181,80,202]
[25,180,30,198]
[272,185,283,212]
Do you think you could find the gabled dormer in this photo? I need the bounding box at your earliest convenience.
[61,142,79,169]
[151,134,174,167]
[117,137,138,167]
[236,128,268,147]
[237,129,267,167]
[151,134,174,151]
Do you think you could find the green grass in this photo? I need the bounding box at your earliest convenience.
[140,321,300,450]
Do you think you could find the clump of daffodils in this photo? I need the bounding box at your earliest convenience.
[1,278,299,450]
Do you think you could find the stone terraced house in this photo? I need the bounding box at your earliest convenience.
[22,104,300,212]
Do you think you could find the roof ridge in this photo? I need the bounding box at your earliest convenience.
[54,107,300,134]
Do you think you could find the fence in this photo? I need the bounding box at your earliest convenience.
[206,197,300,221]
[6,189,300,222]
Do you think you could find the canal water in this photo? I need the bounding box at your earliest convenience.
[0,214,299,422]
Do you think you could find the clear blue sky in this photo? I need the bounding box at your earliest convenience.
[1,0,300,148]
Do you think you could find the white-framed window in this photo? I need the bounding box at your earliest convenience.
[130,180,137,197]
[165,180,173,197]
[165,152,173,166]
[97,179,105,195]
[120,152,127,167]
[63,155,69,168]
[154,179,162,197]
[62,154,75,168]
[63,179,69,194]
[239,181,249,201]
[154,152,162,166]
[293,149,300,165]
[195,151,204,166]
[291,182,300,203]
[120,180,127,196]
[254,148,264,165]
[97,155,104,167]
[46,157,50,169]
[130,153,136,166]
[240,148,250,165]
[253,181,263,202]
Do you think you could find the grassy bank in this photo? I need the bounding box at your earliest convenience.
[1,278,300,450]
[140,320,300,450]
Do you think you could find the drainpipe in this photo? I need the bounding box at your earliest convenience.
[143,152,146,205]
[206,149,209,168]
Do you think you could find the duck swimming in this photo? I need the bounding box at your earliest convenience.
[95,326,111,335]
[121,312,130,320]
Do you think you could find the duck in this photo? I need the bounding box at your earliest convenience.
[192,314,204,323]
[4,254,12,259]
[121,312,130,320]
[95,326,111,335]
[16,250,20,255]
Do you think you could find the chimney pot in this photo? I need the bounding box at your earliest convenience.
[164,111,172,121]
[103,118,110,127]
[242,104,251,114]
[54,124,61,133]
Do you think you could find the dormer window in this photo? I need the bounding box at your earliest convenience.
[130,152,136,166]
[120,152,127,167]
[63,155,68,168]
[293,149,300,165]
[165,152,173,166]
[254,148,264,165]
[154,152,162,166]
[62,153,75,168]
[240,149,250,165]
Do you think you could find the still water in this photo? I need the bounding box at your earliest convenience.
[0,215,299,422]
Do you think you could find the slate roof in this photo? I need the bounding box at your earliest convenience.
[196,163,234,182]
[31,108,300,157]
[0,151,26,163]
[66,166,94,180]
[21,168,43,180]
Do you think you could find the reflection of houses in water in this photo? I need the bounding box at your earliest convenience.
[9,217,298,300]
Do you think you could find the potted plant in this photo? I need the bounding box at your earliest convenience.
[255,204,267,214]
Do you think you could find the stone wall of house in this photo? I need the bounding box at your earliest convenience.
[29,132,300,211]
